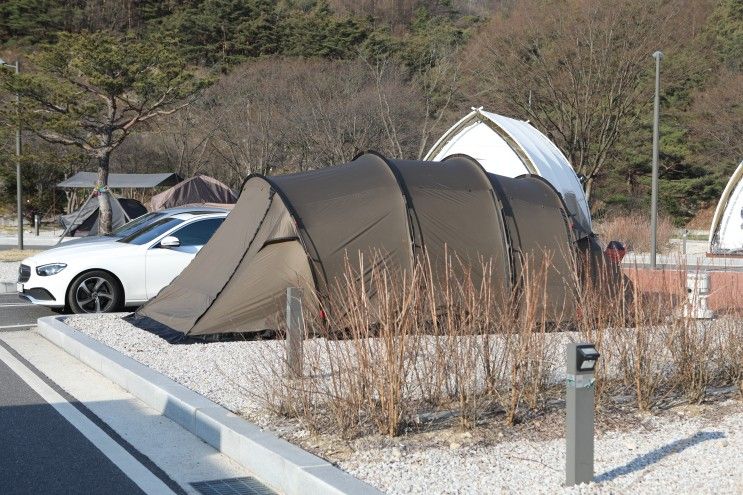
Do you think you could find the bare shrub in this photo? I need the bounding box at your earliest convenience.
[667,317,714,404]
[710,312,743,399]
[246,246,743,440]
[247,249,568,439]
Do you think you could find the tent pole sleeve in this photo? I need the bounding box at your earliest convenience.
[362,152,425,254]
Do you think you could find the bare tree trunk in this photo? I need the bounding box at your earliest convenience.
[584,176,594,202]
[97,154,113,235]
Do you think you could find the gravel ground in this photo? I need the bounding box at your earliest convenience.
[341,407,742,494]
[0,261,19,282]
[65,313,280,420]
[64,314,743,494]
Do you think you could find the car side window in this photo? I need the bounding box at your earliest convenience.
[171,218,224,247]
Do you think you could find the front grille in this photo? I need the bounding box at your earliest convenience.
[18,264,31,283]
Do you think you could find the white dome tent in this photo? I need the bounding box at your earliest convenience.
[425,108,592,237]
[709,160,743,254]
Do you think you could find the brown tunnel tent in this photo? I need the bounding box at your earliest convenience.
[130,153,578,341]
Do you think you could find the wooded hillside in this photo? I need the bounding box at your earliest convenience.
[0,0,740,225]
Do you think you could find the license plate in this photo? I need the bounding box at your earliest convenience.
[16,282,23,293]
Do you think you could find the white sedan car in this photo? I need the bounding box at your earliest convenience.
[18,207,228,313]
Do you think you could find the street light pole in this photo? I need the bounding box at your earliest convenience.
[1,57,22,250]
[13,60,22,250]
[650,51,663,269]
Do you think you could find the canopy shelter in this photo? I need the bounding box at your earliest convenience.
[59,194,147,238]
[147,175,237,211]
[57,172,181,189]
[131,153,577,342]
[425,108,592,238]
[709,160,743,253]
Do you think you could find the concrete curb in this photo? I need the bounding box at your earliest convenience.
[37,316,383,495]
[1,282,14,294]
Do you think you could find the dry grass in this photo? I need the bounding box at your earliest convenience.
[247,249,743,440]
[594,212,675,253]
[0,249,41,262]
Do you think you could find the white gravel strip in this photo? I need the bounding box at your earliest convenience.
[64,313,280,421]
[64,314,743,494]
[341,409,742,494]
[0,261,19,283]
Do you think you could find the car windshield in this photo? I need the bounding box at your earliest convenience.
[118,217,184,245]
[109,212,165,238]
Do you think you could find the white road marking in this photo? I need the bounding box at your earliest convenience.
[0,303,35,308]
[0,324,35,329]
[0,344,177,495]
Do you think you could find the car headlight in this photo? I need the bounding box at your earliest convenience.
[36,263,67,276]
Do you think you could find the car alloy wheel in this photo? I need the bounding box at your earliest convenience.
[75,276,115,313]
[68,270,123,314]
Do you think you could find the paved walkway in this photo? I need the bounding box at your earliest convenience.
[0,231,63,248]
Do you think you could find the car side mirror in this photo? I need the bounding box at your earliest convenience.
[160,236,180,248]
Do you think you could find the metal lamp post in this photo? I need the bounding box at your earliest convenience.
[0,57,22,250]
[650,51,663,269]
[566,343,601,486]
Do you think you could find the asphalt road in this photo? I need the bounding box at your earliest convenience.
[0,297,261,494]
[0,298,135,494]
[0,356,147,495]
[0,293,58,330]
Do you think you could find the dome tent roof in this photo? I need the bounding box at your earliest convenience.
[709,160,743,253]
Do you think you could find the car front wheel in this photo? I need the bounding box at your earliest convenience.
[67,271,123,314]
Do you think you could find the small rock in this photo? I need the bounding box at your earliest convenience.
[449,442,461,450]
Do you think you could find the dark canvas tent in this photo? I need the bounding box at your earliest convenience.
[57,171,181,237]
[147,175,237,211]
[132,153,577,341]
[60,195,147,237]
